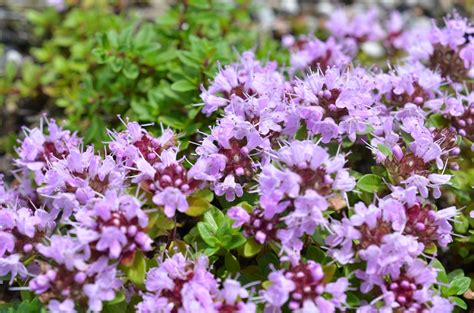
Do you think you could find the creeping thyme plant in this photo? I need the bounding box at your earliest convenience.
[0,0,278,148]
[1,2,474,313]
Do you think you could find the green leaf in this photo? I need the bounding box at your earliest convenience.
[107,30,119,48]
[203,246,220,256]
[450,297,467,310]
[256,252,279,276]
[177,51,202,68]
[224,234,247,250]
[431,258,448,284]
[203,207,226,230]
[186,198,211,217]
[84,115,106,144]
[185,190,213,217]
[5,61,17,82]
[323,264,336,283]
[189,0,211,9]
[120,251,147,286]
[159,115,186,130]
[428,114,447,128]
[454,214,469,234]
[123,61,140,80]
[242,238,262,258]
[131,98,153,120]
[377,143,392,158]
[447,277,471,296]
[147,211,175,238]
[25,10,45,25]
[424,243,437,255]
[197,222,220,247]
[92,48,107,63]
[134,24,156,48]
[235,201,254,213]
[103,293,127,313]
[216,219,232,238]
[118,26,134,46]
[155,49,178,63]
[357,174,384,193]
[20,290,33,301]
[171,80,196,92]
[262,280,272,289]
[111,57,124,72]
[306,246,327,264]
[346,292,360,307]
[225,252,240,273]
[16,297,44,313]
[447,269,465,282]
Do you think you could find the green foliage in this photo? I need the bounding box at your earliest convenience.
[3,2,474,311]
[195,207,247,255]
[356,174,385,193]
[1,1,282,150]
[83,0,261,145]
[241,238,263,258]
[0,297,45,313]
[119,251,147,287]
[185,189,214,216]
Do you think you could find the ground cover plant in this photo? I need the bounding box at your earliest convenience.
[0,0,280,152]
[1,2,474,313]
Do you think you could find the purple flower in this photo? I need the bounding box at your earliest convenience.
[16,118,80,175]
[430,15,470,49]
[190,114,266,201]
[401,174,451,199]
[326,8,384,47]
[294,67,379,142]
[214,279,255,312]
[377,62,442,108]
[460,42,474,68]
[260,140,354,204]
[108,120,176,167]
[262,269,294,307]
[403,202,457,247]
[278,190,328,250]
[215,175,244,202]
[227,206,251,228]
[285,36,351,73]
[326,198,425,265]
[357,258,446,312]
[423,14,474,82]
[0,232,15,257]
[201,52,286,117]
[1,14,470,311]
[48,299,76,313]
[31,256,122,313]
[83,266,122,312]
[37,235,88,271]
[36,147,126,219]
[73,191,152,259]
[132,147,201,218]
[153,187,189,217]
[237,140,356,248]
[96,226,128,259]
[0,254,28,284]
[137,253,218,313]
[262,255,348,312]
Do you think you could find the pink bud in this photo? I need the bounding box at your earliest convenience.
[23,244,33,253]
[74,272,87,284]
[128,225,137,236]
[392,145,403,161]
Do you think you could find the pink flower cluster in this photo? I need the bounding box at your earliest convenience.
[1,8,472,313]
